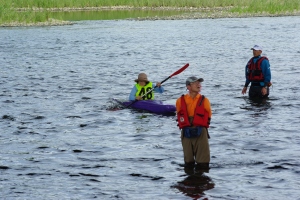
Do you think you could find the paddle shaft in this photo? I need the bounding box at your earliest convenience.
[126,63,189,108]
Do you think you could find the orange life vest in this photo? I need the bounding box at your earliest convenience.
[177,95,210,129]
[246,56,268,82]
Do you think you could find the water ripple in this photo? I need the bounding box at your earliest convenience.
[1,16,300,200]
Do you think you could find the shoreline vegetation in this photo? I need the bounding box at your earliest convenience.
[1,0,300,27]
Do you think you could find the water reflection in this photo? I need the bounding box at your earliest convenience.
[172,166,214,199]
[240,96,272,113]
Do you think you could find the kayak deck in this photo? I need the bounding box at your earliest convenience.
[113,99,176,116]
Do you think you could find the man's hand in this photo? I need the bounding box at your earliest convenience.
[261,87,268,95]
[242,87,247,95]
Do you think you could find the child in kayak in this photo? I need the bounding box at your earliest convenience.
[129,73,164,101]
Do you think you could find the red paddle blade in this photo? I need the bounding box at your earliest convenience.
[170,63,189,77]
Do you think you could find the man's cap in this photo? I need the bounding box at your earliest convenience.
[135,73,149,83]
[186,76,204,86]
[251,44,263,51]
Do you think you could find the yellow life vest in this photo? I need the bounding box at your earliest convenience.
[135,82,154,100]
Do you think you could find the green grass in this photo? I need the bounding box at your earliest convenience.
[4,0,298,9]
[3,0,300,9]
[1,0,300,26]
[230,0,300,14]
[0,2,51,25]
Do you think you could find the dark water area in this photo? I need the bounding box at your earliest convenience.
[1,16,300,199]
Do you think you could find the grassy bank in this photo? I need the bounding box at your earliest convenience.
[1,0,300,26]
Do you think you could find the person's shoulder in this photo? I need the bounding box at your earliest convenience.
[131,84,139,91]
[260,56,269,61]
[247,57,254,62]
[198,93,204,99]
[204,96,210,101]
[176,95,184,105]
[261,57,270,64]
[176,94,186,100]
[201,95,211,102]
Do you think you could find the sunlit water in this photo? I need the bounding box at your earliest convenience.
[1,16,300,200]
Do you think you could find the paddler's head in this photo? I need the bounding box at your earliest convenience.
[135,73,149,86]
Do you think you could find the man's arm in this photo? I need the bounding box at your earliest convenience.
[262,59,271,86]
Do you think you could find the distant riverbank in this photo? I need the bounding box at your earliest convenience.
[1,5,300,27]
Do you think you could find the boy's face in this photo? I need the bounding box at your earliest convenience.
[138,81,147,86]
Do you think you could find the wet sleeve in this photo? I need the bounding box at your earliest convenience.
[262,59,271,85]
[129,86,137,101]
[153,86,164,93]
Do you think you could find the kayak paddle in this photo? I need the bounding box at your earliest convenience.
[126,63,189,108]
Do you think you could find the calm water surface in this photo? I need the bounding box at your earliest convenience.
[1,16,300,199]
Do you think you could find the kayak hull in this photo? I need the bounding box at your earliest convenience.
[114,99,176,116]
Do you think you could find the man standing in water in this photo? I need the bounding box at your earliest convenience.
[176,76,212,173]
[242,45,272,98]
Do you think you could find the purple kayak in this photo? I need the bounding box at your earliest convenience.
[113,99,176,116]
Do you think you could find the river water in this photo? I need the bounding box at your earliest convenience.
[1,16,300,200]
